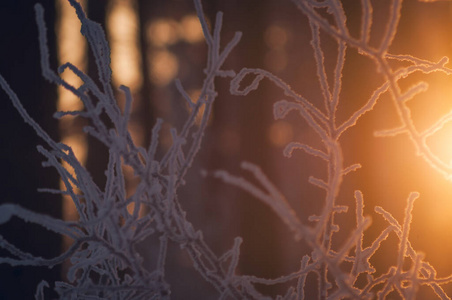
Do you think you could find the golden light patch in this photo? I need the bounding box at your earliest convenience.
[149,50,179,86]
[146,19,179,47]
[107,0,142,91]
[180,15,204,44]
[268,121,294,147]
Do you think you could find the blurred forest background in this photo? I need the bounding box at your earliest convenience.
[1,0,452,298]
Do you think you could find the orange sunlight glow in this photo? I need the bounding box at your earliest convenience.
[185,89,207,126]
[56,0,88,233]
[146,19,179,47]
[180,15,204,44]
[107,0,142,91]
[146,14,203,87]
[364,5,452,285]
[268,120,294,147]
[418,82,452,166]
[59,134,88,222]
[107,0,143,216]
[148,50,179,86]
[56,0,87,116]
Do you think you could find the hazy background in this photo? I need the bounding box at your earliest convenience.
[1,0,452,298]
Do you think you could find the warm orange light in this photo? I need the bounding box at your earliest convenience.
[56,0,88,220]
[148,50,179,86]
[264,25,288,50]
[180,15,204,44]
[418,82,452,167]
[184,89,206,125]
[59,134,88,221]
[56,0,87,117]
[268,120,294,147]
[146,19,179,47]
[107,0,142,91]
